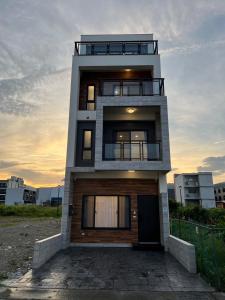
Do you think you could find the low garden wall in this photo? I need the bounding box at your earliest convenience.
[168,235,197,273]
[33,233,62,269]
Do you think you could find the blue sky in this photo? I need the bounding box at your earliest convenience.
[0,0,225,186]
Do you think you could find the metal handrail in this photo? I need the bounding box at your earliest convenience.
[171,218,225,231]
[99,78,164,96]
[103,141,161,161]
[74,40,158,55]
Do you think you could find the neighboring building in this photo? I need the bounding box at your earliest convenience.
[61,34,171,250]
[167,183,175,201]
[174,172,215,208]
[0,176,36,205]
[36,186,64,206]
[0,180,8,205]
[214,182,225,208]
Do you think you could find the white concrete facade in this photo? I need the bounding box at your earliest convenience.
[174,172,215,208]
[62,34,171,250]
[0,176,36,205]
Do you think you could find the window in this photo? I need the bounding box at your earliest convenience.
[223,188,225,193]
[218,189,221,193]
[122,81,140,96]
[103,81,120,96]
[82,130,92,160]
[0,183,7,188]
[116,130,147,160]
[187,187,199,194]
[87,85,95,110]
[0,195,5,201]
[82,196,130,229]
[185,199,200,206]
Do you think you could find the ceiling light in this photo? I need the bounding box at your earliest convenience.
[119,135,123,138]
[125,69,131,72]
[127,107,136,114]
[128,170,135,173]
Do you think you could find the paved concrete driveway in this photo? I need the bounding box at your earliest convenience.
[1,247,223,300]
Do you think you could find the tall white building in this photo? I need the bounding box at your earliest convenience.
[214,182,225,208]
[0,176,36,205]
[174,172,215,208]
[61,34,171,250]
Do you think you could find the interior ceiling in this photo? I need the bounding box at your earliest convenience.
[103,106,160,121]
[80,66,153,73]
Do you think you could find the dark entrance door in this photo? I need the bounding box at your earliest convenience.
[137,195,160,243]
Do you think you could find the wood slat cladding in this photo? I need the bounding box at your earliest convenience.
[71,179,158,243]
[79,70,152,110]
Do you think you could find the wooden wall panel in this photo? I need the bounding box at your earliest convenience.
[71,179,158,243]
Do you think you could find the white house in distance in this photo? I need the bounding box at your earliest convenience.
[174,172,215,208]
[0,176,36,205]
[36,186,64,206]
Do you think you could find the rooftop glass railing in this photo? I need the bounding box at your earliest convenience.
[74,40,158,55]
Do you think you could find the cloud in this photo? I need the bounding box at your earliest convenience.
[0,160,31,169]
[161,39,225,57]
[197,156,225,175]
[12,168,63,186]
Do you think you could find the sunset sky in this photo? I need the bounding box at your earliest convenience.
[0,0,225,187]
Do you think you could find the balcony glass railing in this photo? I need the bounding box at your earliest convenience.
[74,40,158,56]
[103,142,160,161]
[100,79,164,96]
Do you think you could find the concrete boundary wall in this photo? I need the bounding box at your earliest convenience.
[168,235,197,273]
[33,233,62,269]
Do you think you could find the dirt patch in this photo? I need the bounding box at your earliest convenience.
[0,217,60,280]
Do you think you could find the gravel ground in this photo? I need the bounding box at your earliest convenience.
[0,217,60,280]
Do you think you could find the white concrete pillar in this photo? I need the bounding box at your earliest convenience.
[159,173,170,250]
[61,169,73,248]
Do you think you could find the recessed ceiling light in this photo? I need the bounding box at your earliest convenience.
[127,107,136,114]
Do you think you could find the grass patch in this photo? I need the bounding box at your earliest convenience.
[171,219,225,291]
[0,205,61,218]
[0,273,8,281]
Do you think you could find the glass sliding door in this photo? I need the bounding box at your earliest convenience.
[115,130,147,160]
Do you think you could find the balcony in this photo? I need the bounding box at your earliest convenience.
[103,142,161,161]
[74,40,158,56]
[100,79,164,97]
[184,180,199,187]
